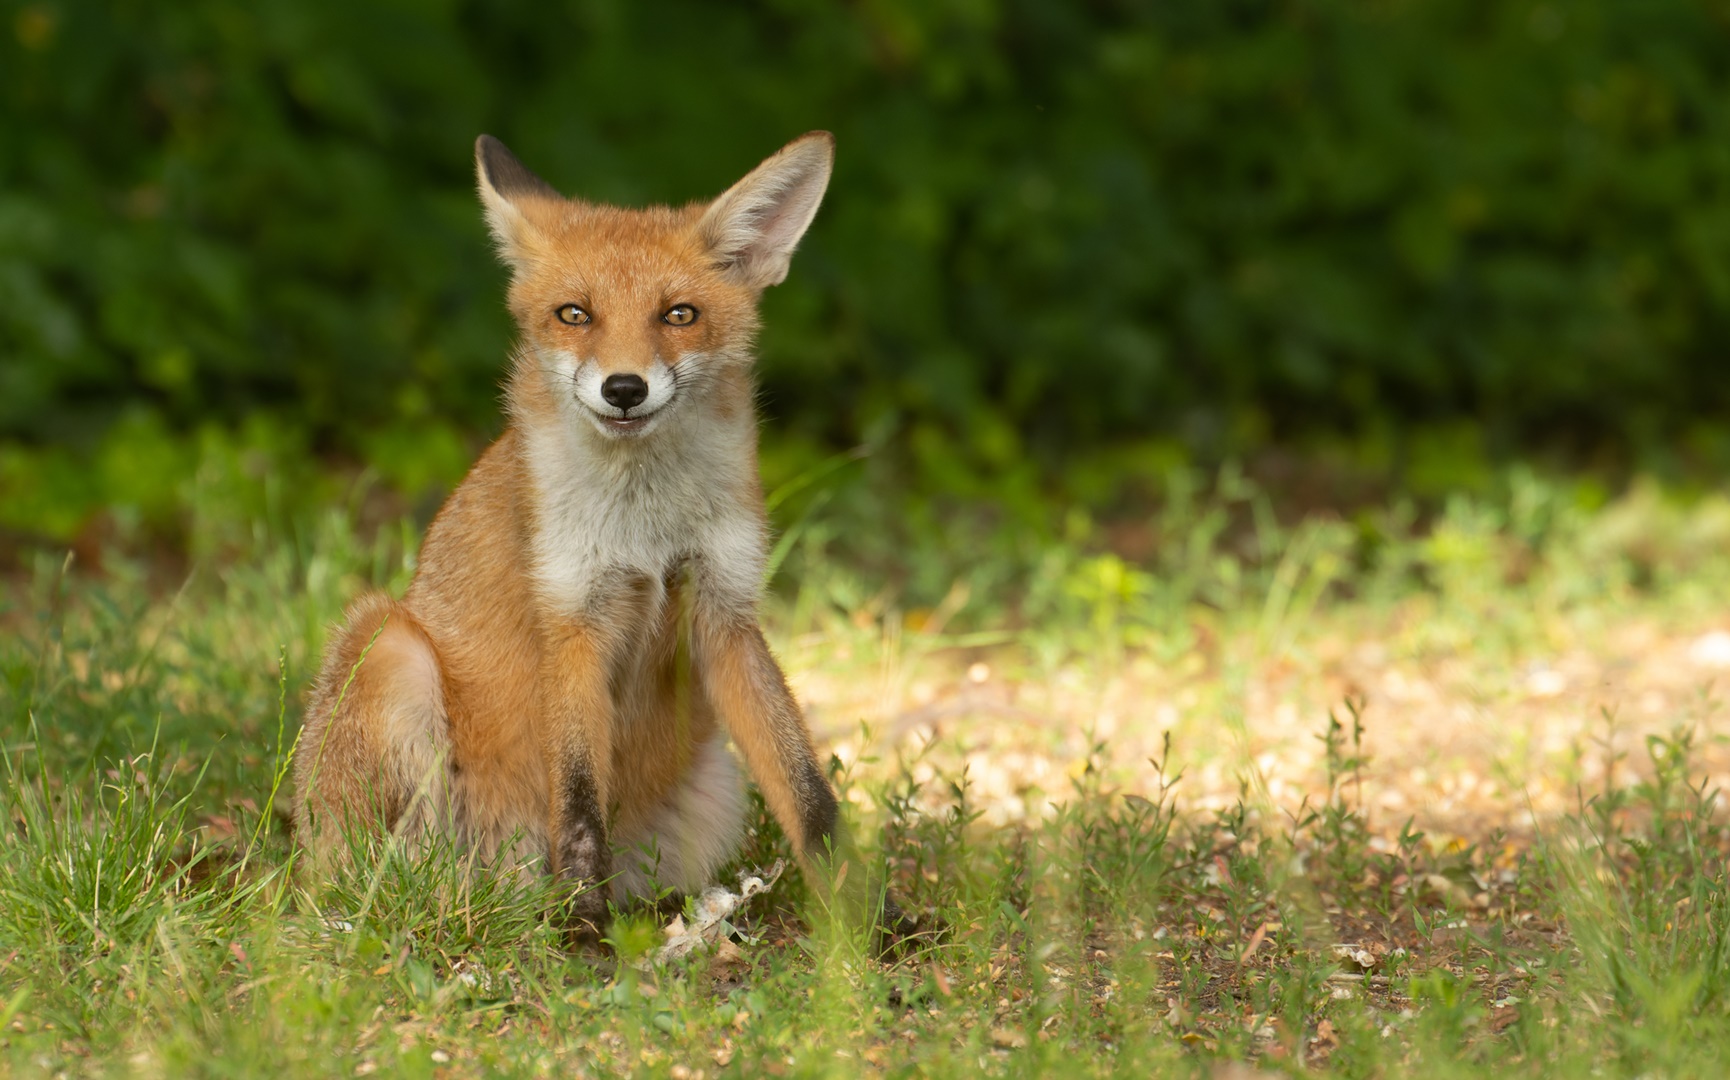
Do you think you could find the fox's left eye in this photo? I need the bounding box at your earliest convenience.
[662,305,698,327]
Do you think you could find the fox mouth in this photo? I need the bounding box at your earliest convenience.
[585,404,663,436]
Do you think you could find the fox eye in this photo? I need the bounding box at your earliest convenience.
[662,304,698,327]
[556,304,591,326]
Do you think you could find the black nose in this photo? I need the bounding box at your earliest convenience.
[601,373,648,410]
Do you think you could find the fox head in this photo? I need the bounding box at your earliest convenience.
[476,132,833,441]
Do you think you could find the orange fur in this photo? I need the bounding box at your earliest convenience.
[293,131,896,938]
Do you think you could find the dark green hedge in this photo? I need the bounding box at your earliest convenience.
[6,0,1730,474]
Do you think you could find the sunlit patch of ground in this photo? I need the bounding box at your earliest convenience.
[790,593,1730,845]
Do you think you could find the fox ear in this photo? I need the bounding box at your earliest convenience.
[698,132,834,289]
[475,135,560,268]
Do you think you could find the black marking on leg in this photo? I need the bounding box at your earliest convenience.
[557,767,611,936]
[795,755,840,859]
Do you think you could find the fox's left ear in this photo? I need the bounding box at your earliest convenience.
[699,132,834,289]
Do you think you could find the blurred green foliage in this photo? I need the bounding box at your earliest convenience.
[5,0,1730,544]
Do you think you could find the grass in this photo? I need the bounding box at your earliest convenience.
[6,467,1730,1076]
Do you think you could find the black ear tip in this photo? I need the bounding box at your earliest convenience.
[475,135,559,200]
[475,134,513,182]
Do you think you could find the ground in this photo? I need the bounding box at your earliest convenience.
[4,472,1730,1077]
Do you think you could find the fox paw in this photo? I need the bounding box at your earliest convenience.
[874,893,935,960]
[556,883,611,948]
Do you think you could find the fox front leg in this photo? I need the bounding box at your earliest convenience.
[693,609,837,859]
[538,622,618,941]
[693,604,914,941]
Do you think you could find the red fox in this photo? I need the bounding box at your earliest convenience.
[294,132,903,940]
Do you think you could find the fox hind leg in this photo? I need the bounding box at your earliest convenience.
[294,594,451,868]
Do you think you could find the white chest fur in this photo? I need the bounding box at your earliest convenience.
[523,415,767,615]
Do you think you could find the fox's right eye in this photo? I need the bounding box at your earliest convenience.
[555,304,591,326]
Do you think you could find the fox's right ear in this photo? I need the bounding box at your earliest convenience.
[475,135,560,269]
